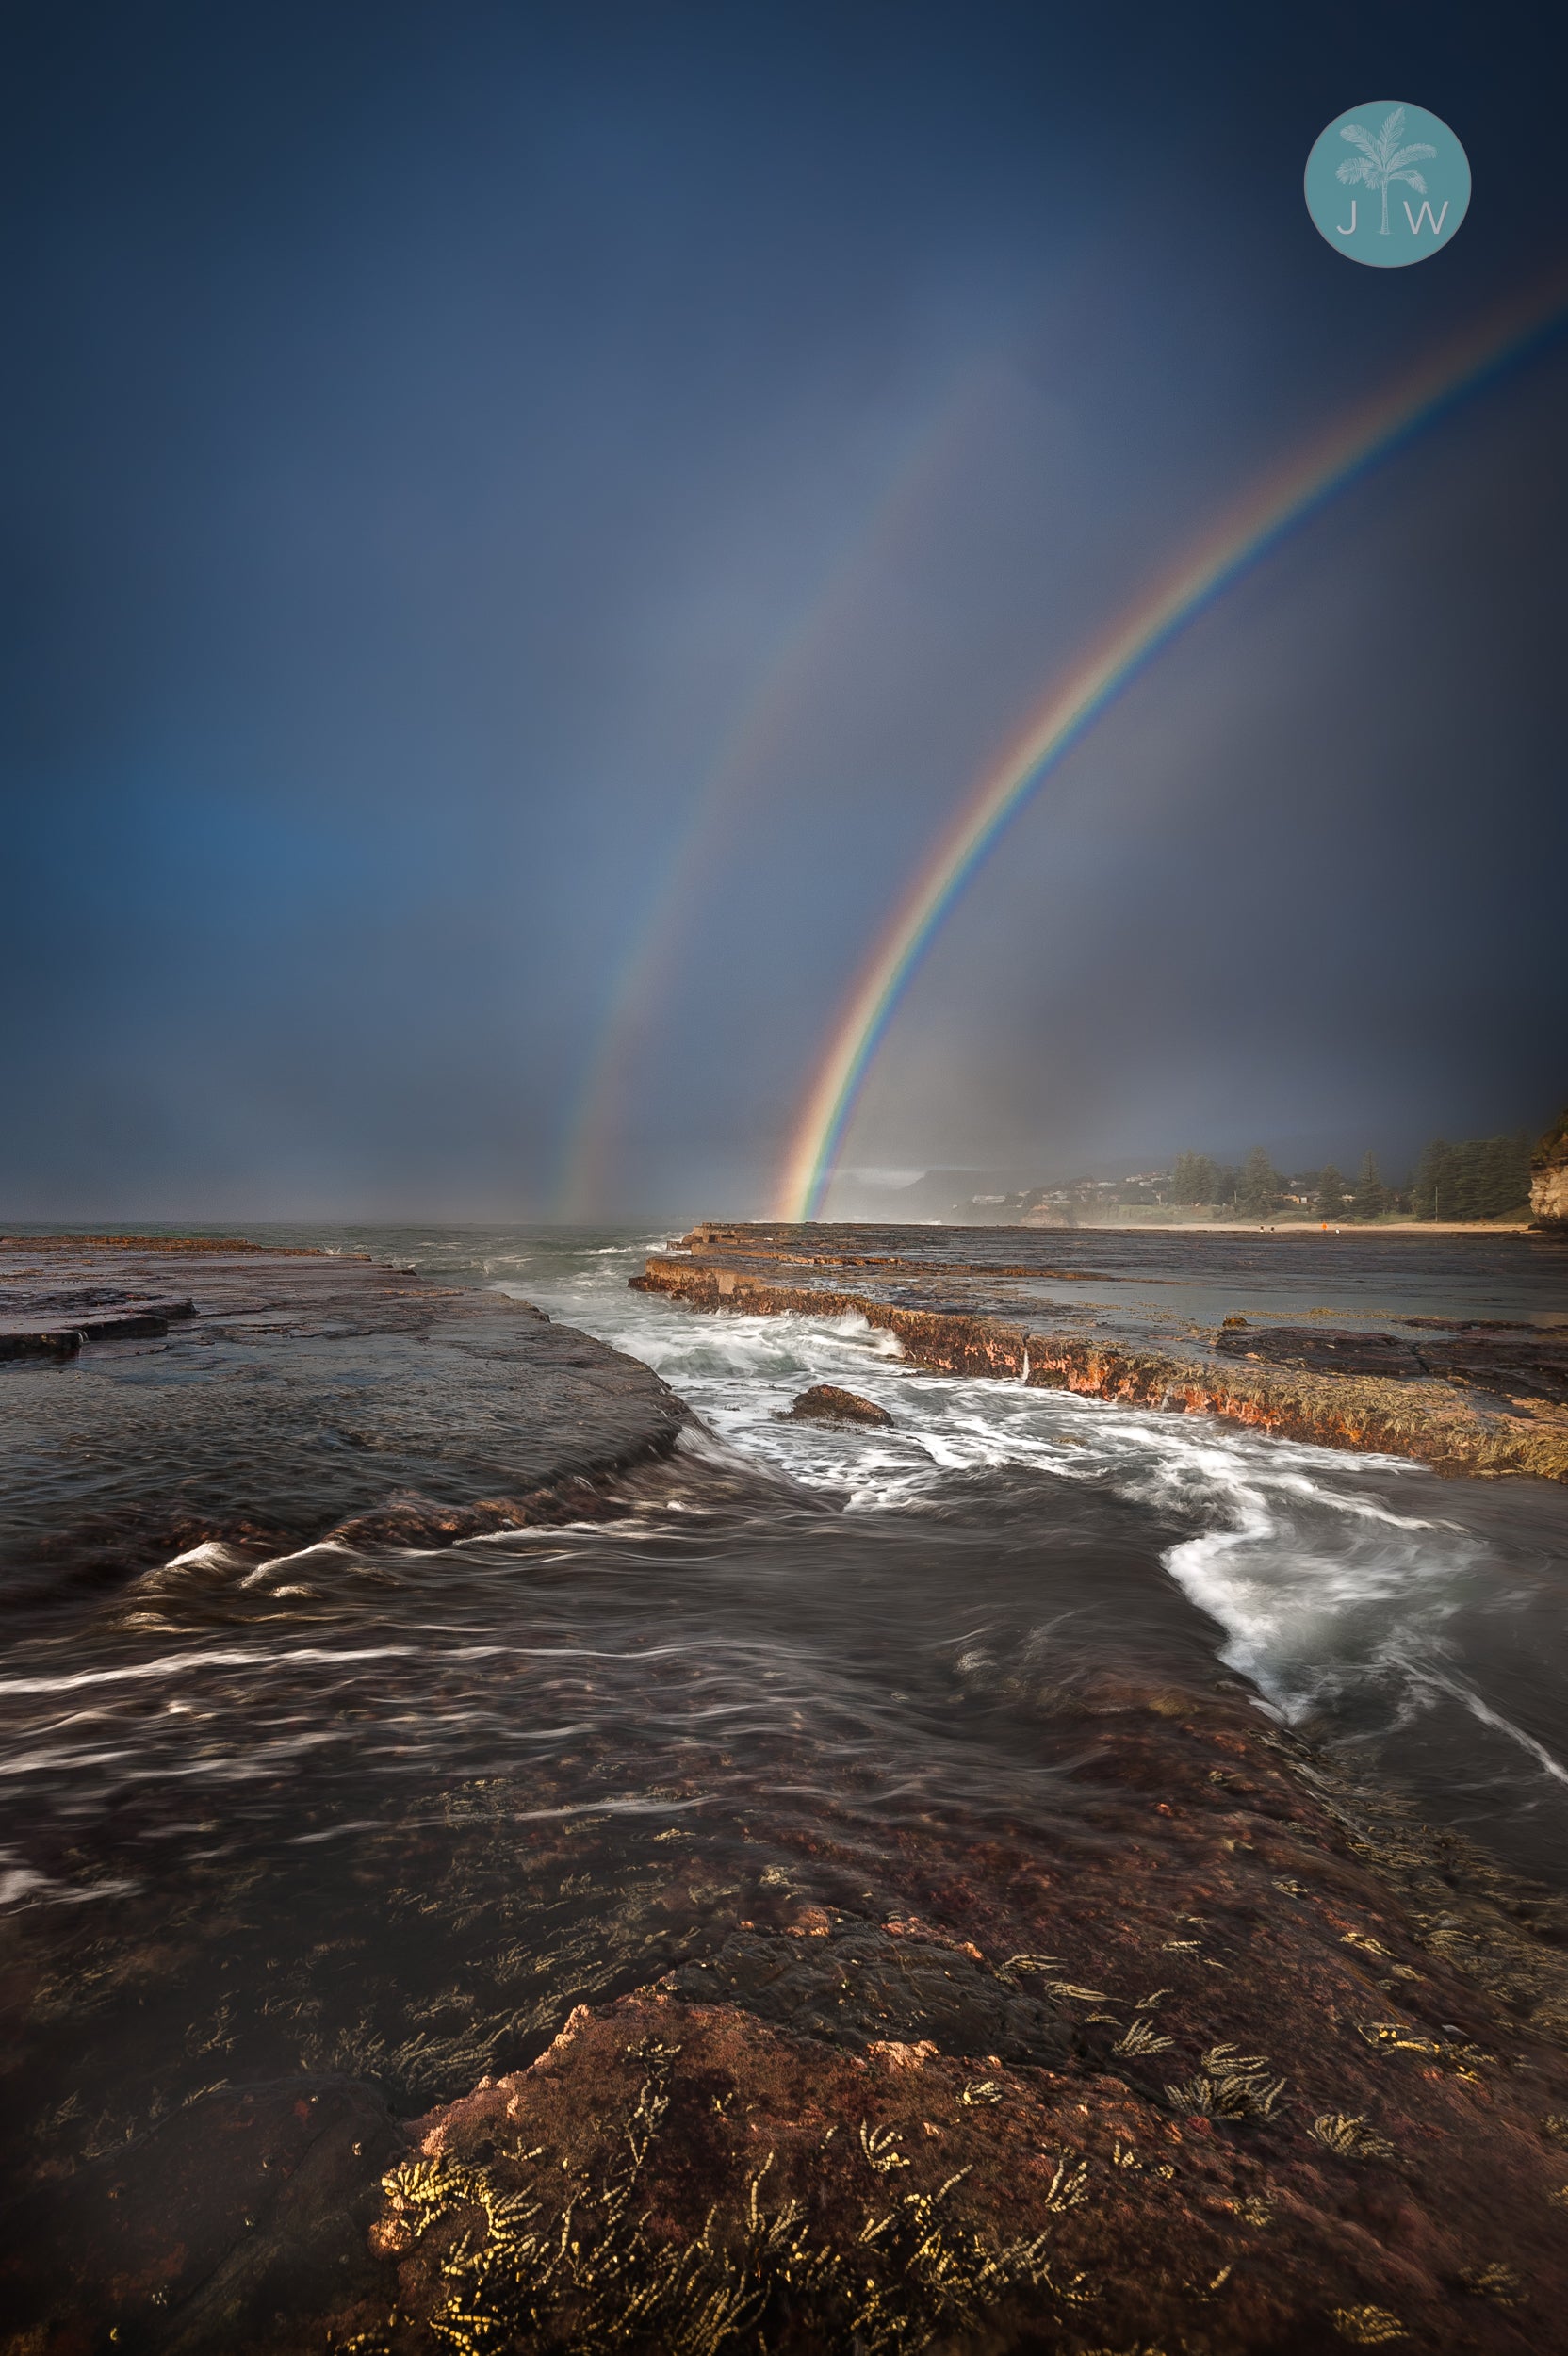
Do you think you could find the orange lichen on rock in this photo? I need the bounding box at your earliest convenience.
[634,1244,1568,1481]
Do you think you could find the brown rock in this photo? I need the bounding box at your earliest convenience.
[340,1673,1568,2349]
[1215,1324,1425,1377]
[1531,1106,1568,1226]
[781,1383,892,1427]
[637,1227,1568,1481]
[363,1971,1568,2353]
[13,1671,1568,2349]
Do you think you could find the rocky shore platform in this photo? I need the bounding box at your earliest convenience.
[9,1234,1568,2351]
[0,1234,689,1594]
[635,1222,1568,1481]
[8,1663,1568,2352]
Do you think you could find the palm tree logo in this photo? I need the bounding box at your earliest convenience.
[1335,106,1437,235]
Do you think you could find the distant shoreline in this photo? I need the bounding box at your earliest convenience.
[1023,1217,1538,1235]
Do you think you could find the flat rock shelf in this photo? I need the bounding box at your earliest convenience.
[0,1235,689,1591]
[635,1221,1568,1480]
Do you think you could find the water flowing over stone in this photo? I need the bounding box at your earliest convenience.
[4,1225,1568,2350]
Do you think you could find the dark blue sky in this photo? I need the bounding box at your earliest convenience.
[2,1,1564,1219]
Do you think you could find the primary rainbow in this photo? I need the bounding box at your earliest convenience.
[777,277,1568,1221]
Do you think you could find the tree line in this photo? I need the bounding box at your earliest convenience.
[1408,1134,1533,1221]
[1168,1134,1532,1221]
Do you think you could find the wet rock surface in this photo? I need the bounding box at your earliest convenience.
[0,1288,199,1359]
[1219,1319,1568,1402]
[782,1381,893,1426]
[0,2076,403,2352]
[0,1237,688,1593]
[9,1231,1568,2349]
[365,1964,1568,2356]
[637,1223,1568,1479]
[1416,1327,1568,1404]
[662,1916,1071,2060]
[1216,1323,1429,1376]
[12,1670,1568,2349]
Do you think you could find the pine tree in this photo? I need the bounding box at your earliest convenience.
[1412,1135,1529,1221]
[1413,1138,1450,1220]
[1315,1165,1347,1221]
[1238,1146,1280,1219]
[1171,1153,1218,1205]
[1350,1151,1384,1221]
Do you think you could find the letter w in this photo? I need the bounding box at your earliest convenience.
[1403,199,1450,235]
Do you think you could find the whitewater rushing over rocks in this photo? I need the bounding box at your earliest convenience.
[533,1232,1568,1873]
[4,1225,1568,2352]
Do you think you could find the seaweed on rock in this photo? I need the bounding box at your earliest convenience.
[367,2037,1077,2354]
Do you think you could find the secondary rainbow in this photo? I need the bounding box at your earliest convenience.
[551,379,982,1219]
[778,277,1568,1221]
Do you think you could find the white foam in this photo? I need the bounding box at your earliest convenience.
[0,1643,418,1697]
[503,1252,1568,1813]
[1412,1666,1568,1789]
[162,1541,255,1572]
[0,1861,51,1904]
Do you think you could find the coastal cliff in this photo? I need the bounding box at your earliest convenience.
[1531,1107,1568,1226]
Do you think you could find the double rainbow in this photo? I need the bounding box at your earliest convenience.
[777,278,1568,1221]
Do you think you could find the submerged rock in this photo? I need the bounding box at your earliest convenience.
[350,1680,1568,2349]
[782,1383,892,1427]
[0,2075,402,2350]
[13,1672,1568,2348]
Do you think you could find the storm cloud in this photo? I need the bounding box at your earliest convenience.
[2,1,1564,1220]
